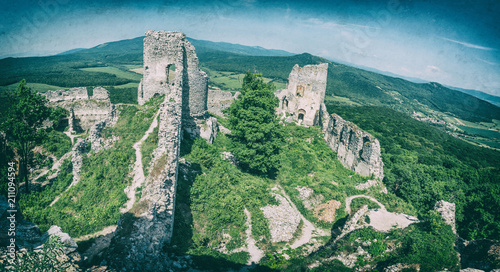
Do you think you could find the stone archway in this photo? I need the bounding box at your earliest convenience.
[298,109,306,122]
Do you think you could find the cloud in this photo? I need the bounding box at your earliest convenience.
[477,58,499,66]
[302,18,378,30]
[440,37,496,51]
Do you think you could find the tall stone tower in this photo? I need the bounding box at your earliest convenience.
[138,30,208,119]
[275,63,328,126]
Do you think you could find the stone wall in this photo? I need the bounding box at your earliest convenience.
[138,30,208,119]
[275,63,328,126]
[105,31,218,271]
[323,113,384,180]
[207,89,238,117]
[44,87,113,132]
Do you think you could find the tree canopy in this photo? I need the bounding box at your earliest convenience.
[226,72,284,175]
[1,80,52,194]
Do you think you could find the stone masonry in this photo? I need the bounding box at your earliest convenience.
[106,30,217,270]
[275,63,329,126]
[276,63,384,180]
[322,113,384,180]
[44,87,113,132]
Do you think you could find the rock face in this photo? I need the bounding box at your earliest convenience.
[434,200,456,234]
[323,113,384,180]
[44,87,114,132]
[275,63,329,126]
[261,193,301,243]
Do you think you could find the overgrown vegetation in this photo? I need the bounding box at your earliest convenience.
[170,136,274,265]
[19,96,163,237]
[226,72,284,175]
[327,105,500,240]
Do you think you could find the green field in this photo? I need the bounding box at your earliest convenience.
[204,68,286,91]
[80,66,142,81]
[458,125,500,139]
[0,82,66,93]
[113,82,139,89]
[324,95,362,106]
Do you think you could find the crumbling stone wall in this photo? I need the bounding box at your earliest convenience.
[323,113,384,180]
[138,30,208,119]
[44,87,113,132]
[275,63,384,180]
[275,63,329,126]
[106,30,217,271]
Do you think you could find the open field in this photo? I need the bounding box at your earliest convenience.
[80,66,142,81]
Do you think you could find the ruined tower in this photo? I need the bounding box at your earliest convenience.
[275,63,329,126]
[138,30,208,120]
[105,31,217,271]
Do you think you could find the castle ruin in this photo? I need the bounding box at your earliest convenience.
[275,63,329,126]
[106,30,217,271]
[44,86,116,133]
[276,63,384,180]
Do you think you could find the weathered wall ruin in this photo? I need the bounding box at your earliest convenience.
[44,87,113,132]
[106,30,217,270]
[275,63,384,180]
[323,113,384,180]
[138,30,208,119]
[275,63,328,126]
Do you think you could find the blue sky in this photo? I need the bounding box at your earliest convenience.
[1,0,499,96]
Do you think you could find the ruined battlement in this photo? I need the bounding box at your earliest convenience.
[276,63,328,126]
[323,113,384,180]
[138,30,208,119]
[44,87,110,103]
[44,87,112,132]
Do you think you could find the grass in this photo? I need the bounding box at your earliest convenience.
[203,67,285,91]
[324,95,362,106]
[80,66,142,81]
[0,82,66,93]
[112,82,139,89]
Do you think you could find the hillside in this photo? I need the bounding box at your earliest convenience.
[1,33,500,271]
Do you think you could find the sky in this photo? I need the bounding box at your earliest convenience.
[1,0,500,96]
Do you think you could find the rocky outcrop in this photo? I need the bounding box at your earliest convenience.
[199,117,218,144]
[0,197,81,270]
[323,113,384,180]
[434,200,456,234]
[261,193,301,243]
[458,239,500,271]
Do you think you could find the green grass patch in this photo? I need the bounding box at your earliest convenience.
[80,66,142,81]
[42,130,72,159]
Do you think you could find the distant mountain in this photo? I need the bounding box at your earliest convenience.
[187,38,294,56]
[1,36,499,123]
[56,48,87,56]
[445,85,500,107]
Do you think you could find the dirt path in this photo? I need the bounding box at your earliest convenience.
[345,195,386,215]
[74,225,118,242]
[244,208,264,265]
[33,151,71,183]
[120,110,160,213]
[277,186,328,250]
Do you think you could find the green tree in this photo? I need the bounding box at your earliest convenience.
[226,72,284,175]
[0,80,51,195]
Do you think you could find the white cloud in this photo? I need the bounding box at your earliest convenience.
[440,37,496,51]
